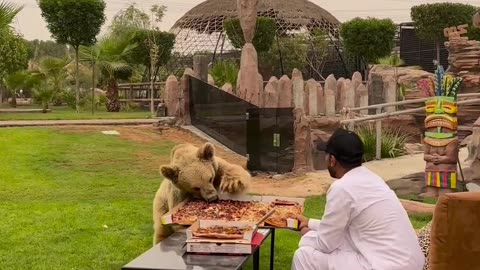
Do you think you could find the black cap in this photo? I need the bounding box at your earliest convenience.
[317,128,364,164]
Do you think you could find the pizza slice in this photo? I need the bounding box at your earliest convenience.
[265,202,303,228]
[240,202,273,222]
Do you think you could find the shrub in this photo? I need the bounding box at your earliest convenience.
[355,123,412,162]
[224,17,276,53]
[340,17,396,64]
[209,60,239,88]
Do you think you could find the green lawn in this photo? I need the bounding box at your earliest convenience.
[0,127,432,270]
[0,105,151,121]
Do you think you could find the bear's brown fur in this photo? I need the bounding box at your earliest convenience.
[152,142,251,244]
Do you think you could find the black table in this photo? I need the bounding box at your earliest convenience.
[122,228,276,270]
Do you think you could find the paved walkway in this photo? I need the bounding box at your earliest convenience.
[0,118,173,127]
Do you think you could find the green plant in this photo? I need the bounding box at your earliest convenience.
[224,17,276,53]
[340,17,396,64]
[39,0,107,112]
[0,1,22,31]
[411,3,480,61]
[209,60,239,88]
[355,123,412,161]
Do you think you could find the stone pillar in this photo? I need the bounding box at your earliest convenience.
[356,84,369,115]
[306,79,318,116]
[193,55,209,82]
[264,77,279,108]
[292,69,304,109]
[324,74,336,116]
[316,82,325,115]
[236,0,262,107]
[352,71,363,92]
[336,77,344,112]
[165,75,180,117]
[341,79,355,109]
[278,75,293,108]
[293,108,313,173]
[383,76,397,112]
[178,68,196,125]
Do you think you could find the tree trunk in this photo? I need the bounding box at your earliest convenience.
[106,79,120,112]
[75,47,80,113]
[10,91,16,108]
[42,102,48,113]
[436,42,440,64]
[91,63,96,115]
[150,62,155,115]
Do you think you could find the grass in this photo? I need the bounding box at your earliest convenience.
[0,105,151,121]
[0,127,432,270]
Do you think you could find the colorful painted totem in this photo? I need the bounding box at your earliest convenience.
[418,64,463,197]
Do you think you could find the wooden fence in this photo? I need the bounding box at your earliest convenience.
[117,82,165,104]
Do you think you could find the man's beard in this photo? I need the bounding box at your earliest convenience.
[327,164,337,179]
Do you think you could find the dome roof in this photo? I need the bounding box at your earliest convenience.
[171,0,340,35]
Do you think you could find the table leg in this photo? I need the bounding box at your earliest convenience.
[270,228,275,270]
[253,247,260,270]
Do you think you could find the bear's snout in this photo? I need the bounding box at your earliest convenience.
[206,195,219,203]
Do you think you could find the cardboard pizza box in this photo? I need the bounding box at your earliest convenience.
[185,228,270,255]
[262,196,305,230]
[161,194,305,229]
[186,220,258,243]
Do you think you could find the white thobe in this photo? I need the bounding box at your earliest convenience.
[292,166,425,270]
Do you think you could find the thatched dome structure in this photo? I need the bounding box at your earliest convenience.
[170,0,341,54]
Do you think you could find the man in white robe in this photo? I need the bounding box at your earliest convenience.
[292,128,425,270]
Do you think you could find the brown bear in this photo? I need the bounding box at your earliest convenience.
[152,142,251,245]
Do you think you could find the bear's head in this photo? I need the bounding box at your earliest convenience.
[160,143,220,203]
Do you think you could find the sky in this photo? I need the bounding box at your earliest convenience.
[11,0,480,41]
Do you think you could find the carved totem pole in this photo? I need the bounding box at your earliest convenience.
[236,0,263,107]
[418,65,463,198]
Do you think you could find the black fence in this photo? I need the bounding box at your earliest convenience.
[188,76,294,173]
[399,23,449,73]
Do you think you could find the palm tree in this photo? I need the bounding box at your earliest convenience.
[0,1,22,31]
[3,70,38,108]
[79,45,100,114]
[31,57,70,111]
[80,35,136,112]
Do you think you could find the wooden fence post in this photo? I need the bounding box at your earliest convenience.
[375,107,382,160]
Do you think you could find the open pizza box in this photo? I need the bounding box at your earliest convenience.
[186,220,258,243]
[161,194,305,230]
[185,221,272,255]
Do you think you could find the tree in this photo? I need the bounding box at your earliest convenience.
[38,0,106,113]
[0,1,22,31]
[25,40,71,61]
[224,17,276,53]
[3,70,39,107]
[0,30,29,102]
[80,36,135,112]
[340,17,396,64]
[411,3,479,62]
[109,3,172,114]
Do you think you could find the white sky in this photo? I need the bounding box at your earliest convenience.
[10,0,480,41]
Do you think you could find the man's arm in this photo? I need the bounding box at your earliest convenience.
[299,185,353,253]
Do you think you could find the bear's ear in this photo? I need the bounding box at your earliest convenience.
[160,165,179,182]
[197,142,215,161]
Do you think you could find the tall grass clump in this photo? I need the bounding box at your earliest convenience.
[355,123,412,161]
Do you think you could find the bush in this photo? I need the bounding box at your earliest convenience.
[340,17,396,64]
[224,17,276,53]
[209,60,239,88]
[355,123,412,162]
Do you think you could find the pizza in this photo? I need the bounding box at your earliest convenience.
[265,200,303,228]
[171,198,303,227]
[172,199,255,225]
[240,202,273,222]
[193,225,253,239]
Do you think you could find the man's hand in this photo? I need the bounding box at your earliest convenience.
[297,214,310,231]
[300,227,311,236]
